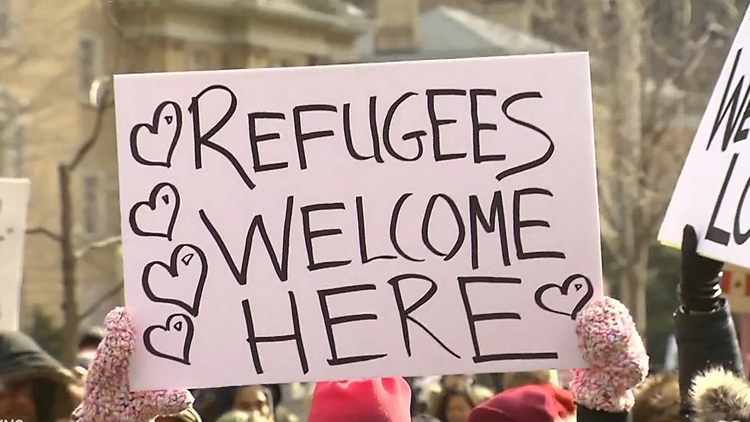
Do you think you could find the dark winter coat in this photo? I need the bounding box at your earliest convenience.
[0,330,79,422]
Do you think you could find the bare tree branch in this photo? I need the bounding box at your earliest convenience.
[67,87,113,170]
[76,281,124,322]
[25,226,61,242]
[74,235,122,259]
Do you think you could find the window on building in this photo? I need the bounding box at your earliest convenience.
[0,0,10,40]
[188,50,210,71]
[82,173,106,237]
[79,35,101,102]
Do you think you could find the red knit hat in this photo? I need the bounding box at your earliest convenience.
[468,384,575,422]
[308,377,412,422]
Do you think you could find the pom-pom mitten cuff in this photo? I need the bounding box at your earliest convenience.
[570,296,649,413]
[70,307,193,422]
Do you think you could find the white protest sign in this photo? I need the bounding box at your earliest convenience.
[115,53,603,391]
[0,178,30,331]
[659,8,750,264]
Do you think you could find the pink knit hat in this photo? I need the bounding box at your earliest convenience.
[468,384,569,422]
[308,378,412,422]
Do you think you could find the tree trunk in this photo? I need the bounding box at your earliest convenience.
[619,266,647,342]
[59,164,79,367]
[613,0,646,333]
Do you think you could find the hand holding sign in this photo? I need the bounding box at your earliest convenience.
[71,307,193,421]
[142,244,208,317]
[129,101,182,168]
[129,182,180,241]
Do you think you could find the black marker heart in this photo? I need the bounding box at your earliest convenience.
[142,244,208,317]
[129,101,182,168]
[129,182,180,241]
[143,313,194,365]
[534,274,594,320]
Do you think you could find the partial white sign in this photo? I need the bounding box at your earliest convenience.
[0,178,30,331]
[660,8,750,266]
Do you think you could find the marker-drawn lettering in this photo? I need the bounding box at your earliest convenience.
[190,85,257,190]
[242,294,309,375]
[708,49,750,152]
[199,196,294,284]
[495,92,554,182]
[318,284,387,366]
[459,276,558,363]
[388,273,460,358]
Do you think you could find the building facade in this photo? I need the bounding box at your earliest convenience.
[3,0,366,330]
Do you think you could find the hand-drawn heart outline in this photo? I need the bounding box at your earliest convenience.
[142,244,208,317]
[129,101,182,168]
[128,182,180,241]
[534,274,594,320]
[143,313,194,365]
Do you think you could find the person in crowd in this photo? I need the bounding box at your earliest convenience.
[308,377,412,422]
[630,371,680,422]
[502,371,559,390]
[69,307,197,421]
[673,224,748,421]
[413,415,441,422]
[468,383,578,422]
[432,386,475,422]
[76,326,104,371]
[0,330,83,422]
[424,374,493,415]
[195,385,276,422]
[264,384,299,422]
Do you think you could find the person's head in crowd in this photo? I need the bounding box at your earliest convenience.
[206,385,275,422]
[76,327,104,370]
[433,386,475,422]
[0,331,80,422]
[215,410,269,422]
[233,385,273,419]
[413,415,441,422]
[502,371,559,390]
[308,377,411,422]
[441,375,472,389]
[467,383,576,422]
[630,371,680,422]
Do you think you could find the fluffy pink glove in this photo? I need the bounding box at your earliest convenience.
[71,307,193,421]
[570,296,649,412]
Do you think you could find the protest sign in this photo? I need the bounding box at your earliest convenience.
[0,178,30,331]
[115,53,603,391]
[659,7,750,266]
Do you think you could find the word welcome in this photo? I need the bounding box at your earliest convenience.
[199,189,565,284]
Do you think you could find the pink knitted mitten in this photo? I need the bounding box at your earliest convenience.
[71,307,193,421]
[569,296,649,413]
